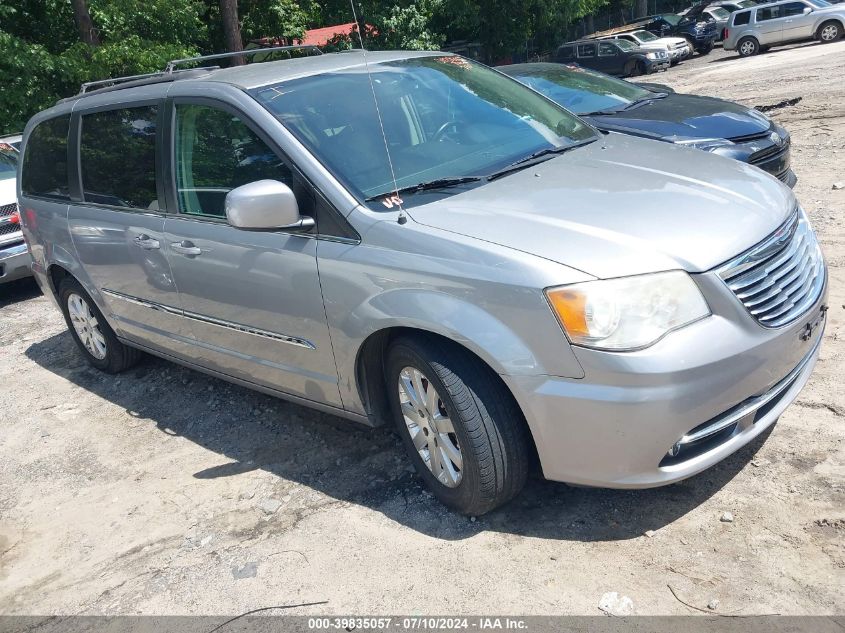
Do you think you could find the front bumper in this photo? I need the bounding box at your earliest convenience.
[646,58,671,73]
[504,270,827,488]
[0,241,32,284]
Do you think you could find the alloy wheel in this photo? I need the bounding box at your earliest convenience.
[739,40,756,56]
[67,293,107,360]
[397,367,463,487]
[821,24,839,41]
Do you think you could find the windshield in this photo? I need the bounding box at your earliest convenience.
[661,14,682,24]
[807,0,830,6]
[501,64,652,115]
[634,30,658,41]
[252,55,596,207]
[709,7,731,18]
[0,150,16,181]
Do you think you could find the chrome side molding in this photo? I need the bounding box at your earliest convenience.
[101,288,316,350]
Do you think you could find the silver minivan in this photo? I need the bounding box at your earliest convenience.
[724,0,844,56]
[19,50,827,514]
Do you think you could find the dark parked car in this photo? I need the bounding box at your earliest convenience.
[498,62,796,186]
[643,13,720,52]
[555,39,670,77]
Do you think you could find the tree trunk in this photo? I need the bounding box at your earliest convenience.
[71,0,99,46]
[636,0,649,18]
[585,14,594,36]
[219,0,244,65]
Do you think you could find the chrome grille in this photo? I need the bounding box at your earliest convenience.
[719,210,825,328]
[0,202,16,217]
[0,222,21,237]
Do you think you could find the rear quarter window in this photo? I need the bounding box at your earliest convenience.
[21,115,71,201]
[733,10,751,24]
[557,45,575,59]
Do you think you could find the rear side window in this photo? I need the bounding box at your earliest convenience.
[756,6,782,20]
[577,43,597,57]
[733,10,751,24]
[80,106,159,210]
[21,115,71,201]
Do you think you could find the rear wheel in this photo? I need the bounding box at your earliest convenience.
[59,277,142,373]
[737,36,759,57]
[698,41,714,55]
[386,335,530,516]
[818,20,841,42]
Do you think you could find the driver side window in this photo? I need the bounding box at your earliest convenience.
[174,104,292,218]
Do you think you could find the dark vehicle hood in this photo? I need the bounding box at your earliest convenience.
[584,92,771,141]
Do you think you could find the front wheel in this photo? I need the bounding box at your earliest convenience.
[698,41,714,55]
[59,277,142,373]
[737,37,759,57]
[818,20,841,42]
[386,336,530,515]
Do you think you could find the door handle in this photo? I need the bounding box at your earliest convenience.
[170,240,203,257]
[133,234,160,250]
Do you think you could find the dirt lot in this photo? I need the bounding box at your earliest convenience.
[1,41,844,617]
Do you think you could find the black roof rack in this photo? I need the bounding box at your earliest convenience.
[164,44,322,73]
[67,44,324,100]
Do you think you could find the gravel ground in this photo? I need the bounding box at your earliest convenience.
[1,41,843,617]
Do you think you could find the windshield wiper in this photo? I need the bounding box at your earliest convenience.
[365,176,482,202]
[620,92,669,111]
[486,138,596,181]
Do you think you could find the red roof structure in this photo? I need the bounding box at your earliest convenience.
[300,23,360,47]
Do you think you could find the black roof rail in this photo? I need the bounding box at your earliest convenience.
[67,44,323,101]
[164,45,323,73]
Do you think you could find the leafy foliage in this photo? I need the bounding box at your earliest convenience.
[0,0,613,134]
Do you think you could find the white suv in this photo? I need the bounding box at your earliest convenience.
[0,146,30,284]
[602,30,692,63]
[724,0,844,56]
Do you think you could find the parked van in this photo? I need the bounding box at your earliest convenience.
[19,50,827,514]
[724,0,844,55]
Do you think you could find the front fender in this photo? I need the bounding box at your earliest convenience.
[317,220,589,416]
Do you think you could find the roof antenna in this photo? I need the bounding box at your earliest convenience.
[349,0,407,225]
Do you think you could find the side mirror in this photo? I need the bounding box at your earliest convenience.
[225,180,314,232]
[803,6,812,13]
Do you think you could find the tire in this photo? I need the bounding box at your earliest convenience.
[737,36,759,57]
[698,41,714,55]
[385,335,530,516]
[818,20,841,43]
[58,277,142,373]
[629,60,647,77]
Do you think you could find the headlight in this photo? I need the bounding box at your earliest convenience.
[646,52,658,59]
[674,137,735,152]
[545,271,710,351]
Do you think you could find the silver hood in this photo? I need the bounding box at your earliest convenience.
[408,133,795,279]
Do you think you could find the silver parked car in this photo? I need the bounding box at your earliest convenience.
[19,50,827,514]
[724,0,844,55]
